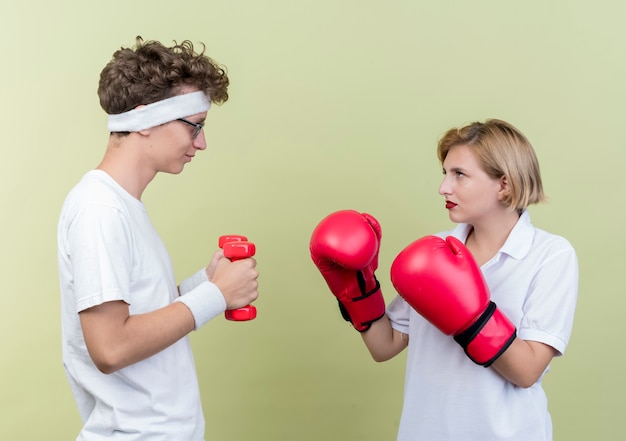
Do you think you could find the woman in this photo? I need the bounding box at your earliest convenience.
[310,119,578,441]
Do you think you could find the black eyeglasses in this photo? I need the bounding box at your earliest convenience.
[177,118,204,139]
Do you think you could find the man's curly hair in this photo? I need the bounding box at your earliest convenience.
[98,36,229,115]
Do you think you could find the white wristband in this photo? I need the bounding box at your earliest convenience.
[179,268,209,295]
[174,281,226,330]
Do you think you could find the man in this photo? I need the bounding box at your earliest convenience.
[57,37,259,440]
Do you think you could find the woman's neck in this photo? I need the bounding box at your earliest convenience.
[465,209,521,266]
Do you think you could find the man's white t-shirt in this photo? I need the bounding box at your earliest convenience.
[387,211,578,441]
[58,170,205,441]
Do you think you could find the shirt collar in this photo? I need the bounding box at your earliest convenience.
[449,210,535,260]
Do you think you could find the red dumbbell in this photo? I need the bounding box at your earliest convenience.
[218,235,257,321]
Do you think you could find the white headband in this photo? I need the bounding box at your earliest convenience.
[107,91,211,132]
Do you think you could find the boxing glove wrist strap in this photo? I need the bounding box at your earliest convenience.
[339,273,386,333]
[454,302,497,348]
[355,271,381,300]
[454,301,517,367]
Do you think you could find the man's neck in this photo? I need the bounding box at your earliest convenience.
[96,135,156,200]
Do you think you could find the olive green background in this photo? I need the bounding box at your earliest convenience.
[1,1,624,440]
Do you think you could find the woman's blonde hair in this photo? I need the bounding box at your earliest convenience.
[437,119,546,211]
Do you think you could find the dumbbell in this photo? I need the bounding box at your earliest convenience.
[218,235,257,321]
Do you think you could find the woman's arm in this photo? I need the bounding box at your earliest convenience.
[492,338,557,388]
[361,315,408,362]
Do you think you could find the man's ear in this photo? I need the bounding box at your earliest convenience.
[132,104,152,137]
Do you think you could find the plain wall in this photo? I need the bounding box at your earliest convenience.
[1,1,624,439]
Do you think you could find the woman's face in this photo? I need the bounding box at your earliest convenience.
[438,144,506,225]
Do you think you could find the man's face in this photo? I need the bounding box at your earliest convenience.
[146,110,208,175]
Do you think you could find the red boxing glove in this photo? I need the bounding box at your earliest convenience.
[390,235,516,366]
[310,210,386,332]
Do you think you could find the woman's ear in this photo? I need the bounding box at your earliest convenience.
[497,175,511,201]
